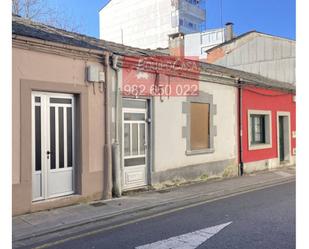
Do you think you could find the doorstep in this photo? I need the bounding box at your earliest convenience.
[30,194,83,213]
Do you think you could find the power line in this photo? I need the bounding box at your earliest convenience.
[220,0,223,28]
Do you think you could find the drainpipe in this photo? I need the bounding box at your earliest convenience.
[103,52,113,199]
[237,78,244,176]
[111,55,122,197]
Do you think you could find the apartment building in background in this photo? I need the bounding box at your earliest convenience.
[99,0,206,49]
[184,27,225,60]
[184,23,234,60]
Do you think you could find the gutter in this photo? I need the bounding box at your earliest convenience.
[103,52,113,199]
[111,55,122,197]
[237,78,244,176]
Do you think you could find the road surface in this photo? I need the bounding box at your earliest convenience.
[32,181,295,249]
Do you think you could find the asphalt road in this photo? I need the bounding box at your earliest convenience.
[35,181,295,249]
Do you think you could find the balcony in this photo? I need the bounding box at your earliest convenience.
[178,0,206,22]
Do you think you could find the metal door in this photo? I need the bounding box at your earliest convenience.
[32,92,75,201]
[122,99,148,190]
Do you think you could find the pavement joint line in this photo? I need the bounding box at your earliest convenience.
[13,175,295,243]
[14,177,295,249]
[18,216,34,226]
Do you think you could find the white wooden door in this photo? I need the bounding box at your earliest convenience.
[32,92,75,201]
[122,99,148,190]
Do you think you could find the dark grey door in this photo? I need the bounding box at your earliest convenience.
[279,116,285,162]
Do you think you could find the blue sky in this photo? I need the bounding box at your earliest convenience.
[46,0,295,40]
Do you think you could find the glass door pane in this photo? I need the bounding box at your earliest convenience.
[139,123,146,155]
[67,107,73,167]
[50,107,56,169]
[132,123,138,156]
[58,107,64,168]
[124,123,130,156]
[35,105,42,171]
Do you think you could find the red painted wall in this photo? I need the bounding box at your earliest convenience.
[242,86,296,163]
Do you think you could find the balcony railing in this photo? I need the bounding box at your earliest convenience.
[178,0,206,21]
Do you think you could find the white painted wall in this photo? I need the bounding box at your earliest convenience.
[100,0,174,49]
[153,81,237,172]
[184,28,225,60]
[184,33,202,59]
[99,0,206,49]
[117,67,237,176]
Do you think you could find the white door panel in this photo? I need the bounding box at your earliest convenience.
[124,166,147,189]
[48,169,74,197]
[32,173,43,200]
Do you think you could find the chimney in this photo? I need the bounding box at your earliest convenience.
[225,22,234,41]
[168,32,185,57]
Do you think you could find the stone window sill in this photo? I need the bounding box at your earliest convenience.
[186,148,215,156]
[249,143,272,151]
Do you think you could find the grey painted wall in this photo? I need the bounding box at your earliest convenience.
[214,34,295,84]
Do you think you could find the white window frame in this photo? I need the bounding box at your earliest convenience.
[276,111,292,162]
[248,110,272,150]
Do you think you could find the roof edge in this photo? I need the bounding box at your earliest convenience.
[206,30,295,53]
[206,30,257,52]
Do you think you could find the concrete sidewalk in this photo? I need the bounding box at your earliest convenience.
[13,167,295,247]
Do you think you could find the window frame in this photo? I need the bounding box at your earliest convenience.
[248,110,272,150]
[190,102,210,151]
[186,100,215,155]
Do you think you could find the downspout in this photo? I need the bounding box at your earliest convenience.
[111,55,122,197]
[103,52,113,199]
[237,78,244,176]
